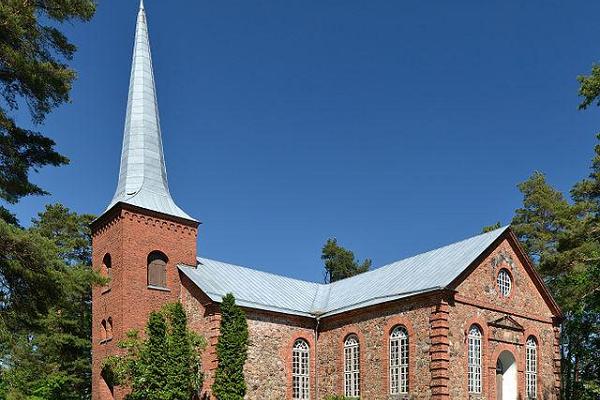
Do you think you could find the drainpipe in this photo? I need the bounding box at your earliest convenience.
[314,314,322,400]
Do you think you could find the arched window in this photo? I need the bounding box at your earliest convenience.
[526,337,537,399]
[102,253,112,290]
[389,325,409,395]
[100,319,107,342]
[147,251,168,288]
[468,325,482,393]
[106,317,113,340]
[497,268,512,298]
[344,335,360,397]
[292,339,310,400]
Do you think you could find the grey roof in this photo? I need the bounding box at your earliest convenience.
[106,1,194,221]
[179,226,509,318]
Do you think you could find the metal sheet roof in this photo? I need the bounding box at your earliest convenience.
[179,226,508,318]
[106,2,194,222]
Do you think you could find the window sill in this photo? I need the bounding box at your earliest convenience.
[101,287,111,294]
[100,338,113,345]
[147,285,170,292]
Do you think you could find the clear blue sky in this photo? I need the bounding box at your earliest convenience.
[9,1,600,282]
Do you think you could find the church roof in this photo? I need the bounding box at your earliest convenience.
[106,1,194,222]
[179,225,509,318]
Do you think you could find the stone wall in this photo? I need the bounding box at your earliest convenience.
[447,236,560,400]
[317,297,437,400]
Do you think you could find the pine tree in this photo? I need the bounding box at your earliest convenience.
[321,238,371,283]
[213,293,249,400]
[0,204,101,399]
[0,1,96,221]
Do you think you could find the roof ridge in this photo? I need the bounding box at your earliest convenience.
[198,226,510,289]
[328,225,510,287]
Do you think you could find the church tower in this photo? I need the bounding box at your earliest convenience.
[90,2,199,399]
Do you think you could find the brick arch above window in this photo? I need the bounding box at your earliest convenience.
[335,325,366,396]
[382,316,416,395]
[522,327,541,400]
[282,331,315,400]
[147,250,168,288]
[463,316,490,395]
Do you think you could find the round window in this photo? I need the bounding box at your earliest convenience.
[497,269,512,297]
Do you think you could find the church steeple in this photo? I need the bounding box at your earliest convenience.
[107,1,194,221]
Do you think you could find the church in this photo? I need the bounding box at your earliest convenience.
[91,3,562,400]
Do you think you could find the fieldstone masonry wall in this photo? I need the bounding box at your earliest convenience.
[93,217,561,400]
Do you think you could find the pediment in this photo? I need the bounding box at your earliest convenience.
[488,315,524,332]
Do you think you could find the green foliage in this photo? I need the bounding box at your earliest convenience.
[212,293,249,400]
[104,302,205,400]
[0,204,101,400]
[321,238,371,283]
[482,221,502,233]
[512,159,600,399]
[578,64,600,110]
[0,0,95,205]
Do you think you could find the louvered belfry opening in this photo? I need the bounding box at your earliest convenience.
[147,250,168,288]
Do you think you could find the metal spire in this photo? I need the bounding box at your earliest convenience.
[106,3,195,221]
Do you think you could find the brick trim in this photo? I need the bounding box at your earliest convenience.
[552,326,561,395]
[382,316,416,397]
[334,325,367,397]
[464,316,489,398]
[430,301,450,399]
[283,331,316,400]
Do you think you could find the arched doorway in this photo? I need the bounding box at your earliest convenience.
[496,350,517,400]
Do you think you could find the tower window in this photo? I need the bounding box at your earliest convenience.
[102,253,112,290]
[100,319,107,342]
[107,317,113,340]
[147,251,168,288]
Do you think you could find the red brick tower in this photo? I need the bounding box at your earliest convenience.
[90,2,198,399]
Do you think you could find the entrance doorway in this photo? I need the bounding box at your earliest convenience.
[496,350,517,400]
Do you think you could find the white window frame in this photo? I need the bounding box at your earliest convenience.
[526,337,537,399]
[292,339,310,400]
[468,325,482,394]
[389,326,409,395]
[497,268,512,297]
[344,335,360,397]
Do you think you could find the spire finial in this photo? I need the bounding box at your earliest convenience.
[105,0,195,222]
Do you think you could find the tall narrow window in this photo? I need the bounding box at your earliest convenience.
[292,339,310,400]
[526,337,537,399]
[100,319,107,342]
[468,325,482,393]
[147,251,168,288]
[344,335,360,397]
[102,253,112,290]
[106,317,113,340]
[390,325,409,395]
